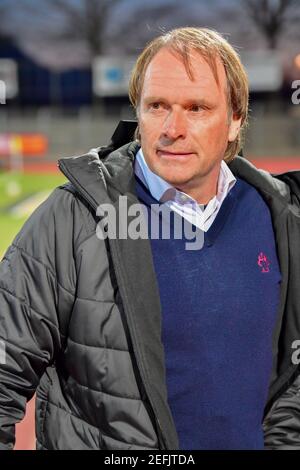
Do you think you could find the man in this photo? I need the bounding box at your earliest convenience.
[0,27,300,450]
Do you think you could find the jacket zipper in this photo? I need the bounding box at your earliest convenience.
[108,237,168,450]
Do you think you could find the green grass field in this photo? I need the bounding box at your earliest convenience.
[0,171,66,258]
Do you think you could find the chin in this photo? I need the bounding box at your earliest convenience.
[160,173,194,186]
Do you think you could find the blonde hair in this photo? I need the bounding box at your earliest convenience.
[129,27,249,163]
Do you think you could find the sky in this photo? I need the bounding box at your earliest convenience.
[0,0,299,71]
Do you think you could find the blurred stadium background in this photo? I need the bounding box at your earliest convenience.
[0,0,299,450]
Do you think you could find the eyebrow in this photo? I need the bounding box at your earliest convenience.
[142,96,215,107]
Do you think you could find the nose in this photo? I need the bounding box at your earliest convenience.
[162,107,187,141]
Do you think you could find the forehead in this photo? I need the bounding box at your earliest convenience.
[141,47,227,102]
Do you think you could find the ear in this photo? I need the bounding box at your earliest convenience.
[228,115,242,142]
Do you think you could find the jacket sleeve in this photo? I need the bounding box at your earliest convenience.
[0,188,77,449]
[263,372,300,449]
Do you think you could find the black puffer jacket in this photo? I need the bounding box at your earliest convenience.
[1,121,300,450]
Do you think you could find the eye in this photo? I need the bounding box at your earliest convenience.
[150,102,162,109]
[189,104,204,112]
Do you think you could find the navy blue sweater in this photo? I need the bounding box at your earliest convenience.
[135,175,282,450]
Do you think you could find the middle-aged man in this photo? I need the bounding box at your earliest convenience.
[1,27,300,450]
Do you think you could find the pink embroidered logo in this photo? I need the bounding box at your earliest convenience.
[257,252,271,273]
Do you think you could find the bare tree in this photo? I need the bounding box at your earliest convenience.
[243,0,300,49]
[46,0,123,57]
[16,0,122,59]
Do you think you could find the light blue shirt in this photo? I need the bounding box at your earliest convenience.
[134,148,236,232]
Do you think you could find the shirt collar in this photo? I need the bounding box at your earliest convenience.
[135,148,174,202]
[134,147,236,206]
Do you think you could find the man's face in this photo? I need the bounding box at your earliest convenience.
[138,47,242,202]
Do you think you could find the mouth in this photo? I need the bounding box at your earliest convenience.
[156,149,194,159]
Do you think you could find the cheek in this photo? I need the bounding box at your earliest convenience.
[139,118,160,145]
[197,118,230,146]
